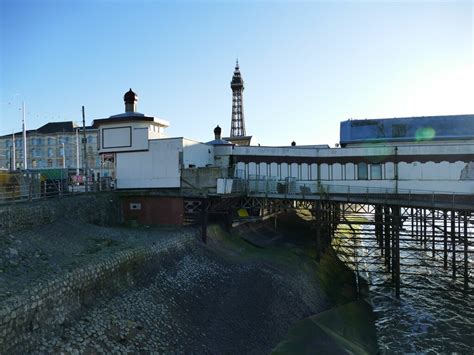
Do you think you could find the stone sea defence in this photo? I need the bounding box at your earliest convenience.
[0,229,198,353]
[0,193,121,234]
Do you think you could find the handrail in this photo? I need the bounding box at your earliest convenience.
[245,178,470,197]
[244,177,473,209]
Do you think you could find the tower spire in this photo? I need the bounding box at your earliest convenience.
[230,60,246,137]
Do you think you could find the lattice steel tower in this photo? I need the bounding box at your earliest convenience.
[230,60,246,137]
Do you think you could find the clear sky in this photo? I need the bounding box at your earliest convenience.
[1,0,473,146]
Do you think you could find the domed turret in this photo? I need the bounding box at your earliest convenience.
[124,88,138,112]
[214,125,222,140]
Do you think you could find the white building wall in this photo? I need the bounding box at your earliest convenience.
[270,163,278,177]
[232,143,473,195]
[116,138,182,189]
[333,163,343,180]
[182,139,214,168]
[320,164,329,180]
[99,122,151,154]
[301,163,309,180]
[345,164,355,180]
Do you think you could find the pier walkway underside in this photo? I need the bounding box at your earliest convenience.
[208,185,474,299]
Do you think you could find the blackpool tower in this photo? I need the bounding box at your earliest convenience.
[224,60,252,146]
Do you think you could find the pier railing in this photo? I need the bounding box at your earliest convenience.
[244,177,474,210]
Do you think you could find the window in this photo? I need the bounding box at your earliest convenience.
[392,124,407,138]
[48,148,54,157]
[371,164,382,180]
[48,138,54,145]
[47,159,53,167]
[357,162,368,180]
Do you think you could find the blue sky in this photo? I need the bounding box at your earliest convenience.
[1,0,473,146]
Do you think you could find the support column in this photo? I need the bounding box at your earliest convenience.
[315,202,322,262]
[201,200,209,243]
[423,209,427,244]
[416,208,419,241]
[463,211,469,290]
[432,209,436,258]
[384,206,391,272]
[443,211,448,270]
[451,210,456,279]
[393,206,401,298]
[411,207,414,240]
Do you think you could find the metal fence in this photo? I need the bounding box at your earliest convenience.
[245,176,474,210]
[0,171,114,203]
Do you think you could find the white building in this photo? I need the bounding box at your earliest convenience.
[93,90,474,198]
[93,89,214,189]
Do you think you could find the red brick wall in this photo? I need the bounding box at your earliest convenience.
[122,196,184,226]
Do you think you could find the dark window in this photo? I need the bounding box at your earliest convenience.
[392,124,407,138]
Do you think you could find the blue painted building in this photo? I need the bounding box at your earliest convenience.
[340,114,474,146]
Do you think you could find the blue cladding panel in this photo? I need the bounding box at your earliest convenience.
[340,115,474,145]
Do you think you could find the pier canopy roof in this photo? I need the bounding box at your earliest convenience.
[340,114,474,146]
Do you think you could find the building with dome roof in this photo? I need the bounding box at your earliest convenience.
[92,89,214,190]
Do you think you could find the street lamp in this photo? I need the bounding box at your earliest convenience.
[62,142,65,169]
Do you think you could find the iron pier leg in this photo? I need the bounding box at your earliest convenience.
[415,208,419,242]
[443,211,448,270]
[423,209,427,245]
[200,200,209,244]
[432,209,436,258]
[394,206,401,298]
[384,206,391,272]
[315,202,322,262]
[463,211,469,291]
[411,207,414,240]
[225,209,233,232]
[451,210,456,279]
[375,205,383,252]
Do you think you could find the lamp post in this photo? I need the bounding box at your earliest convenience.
[62,142,66,169]
[22,101,27,170]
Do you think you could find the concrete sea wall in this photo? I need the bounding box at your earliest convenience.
[0,230,198,353]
